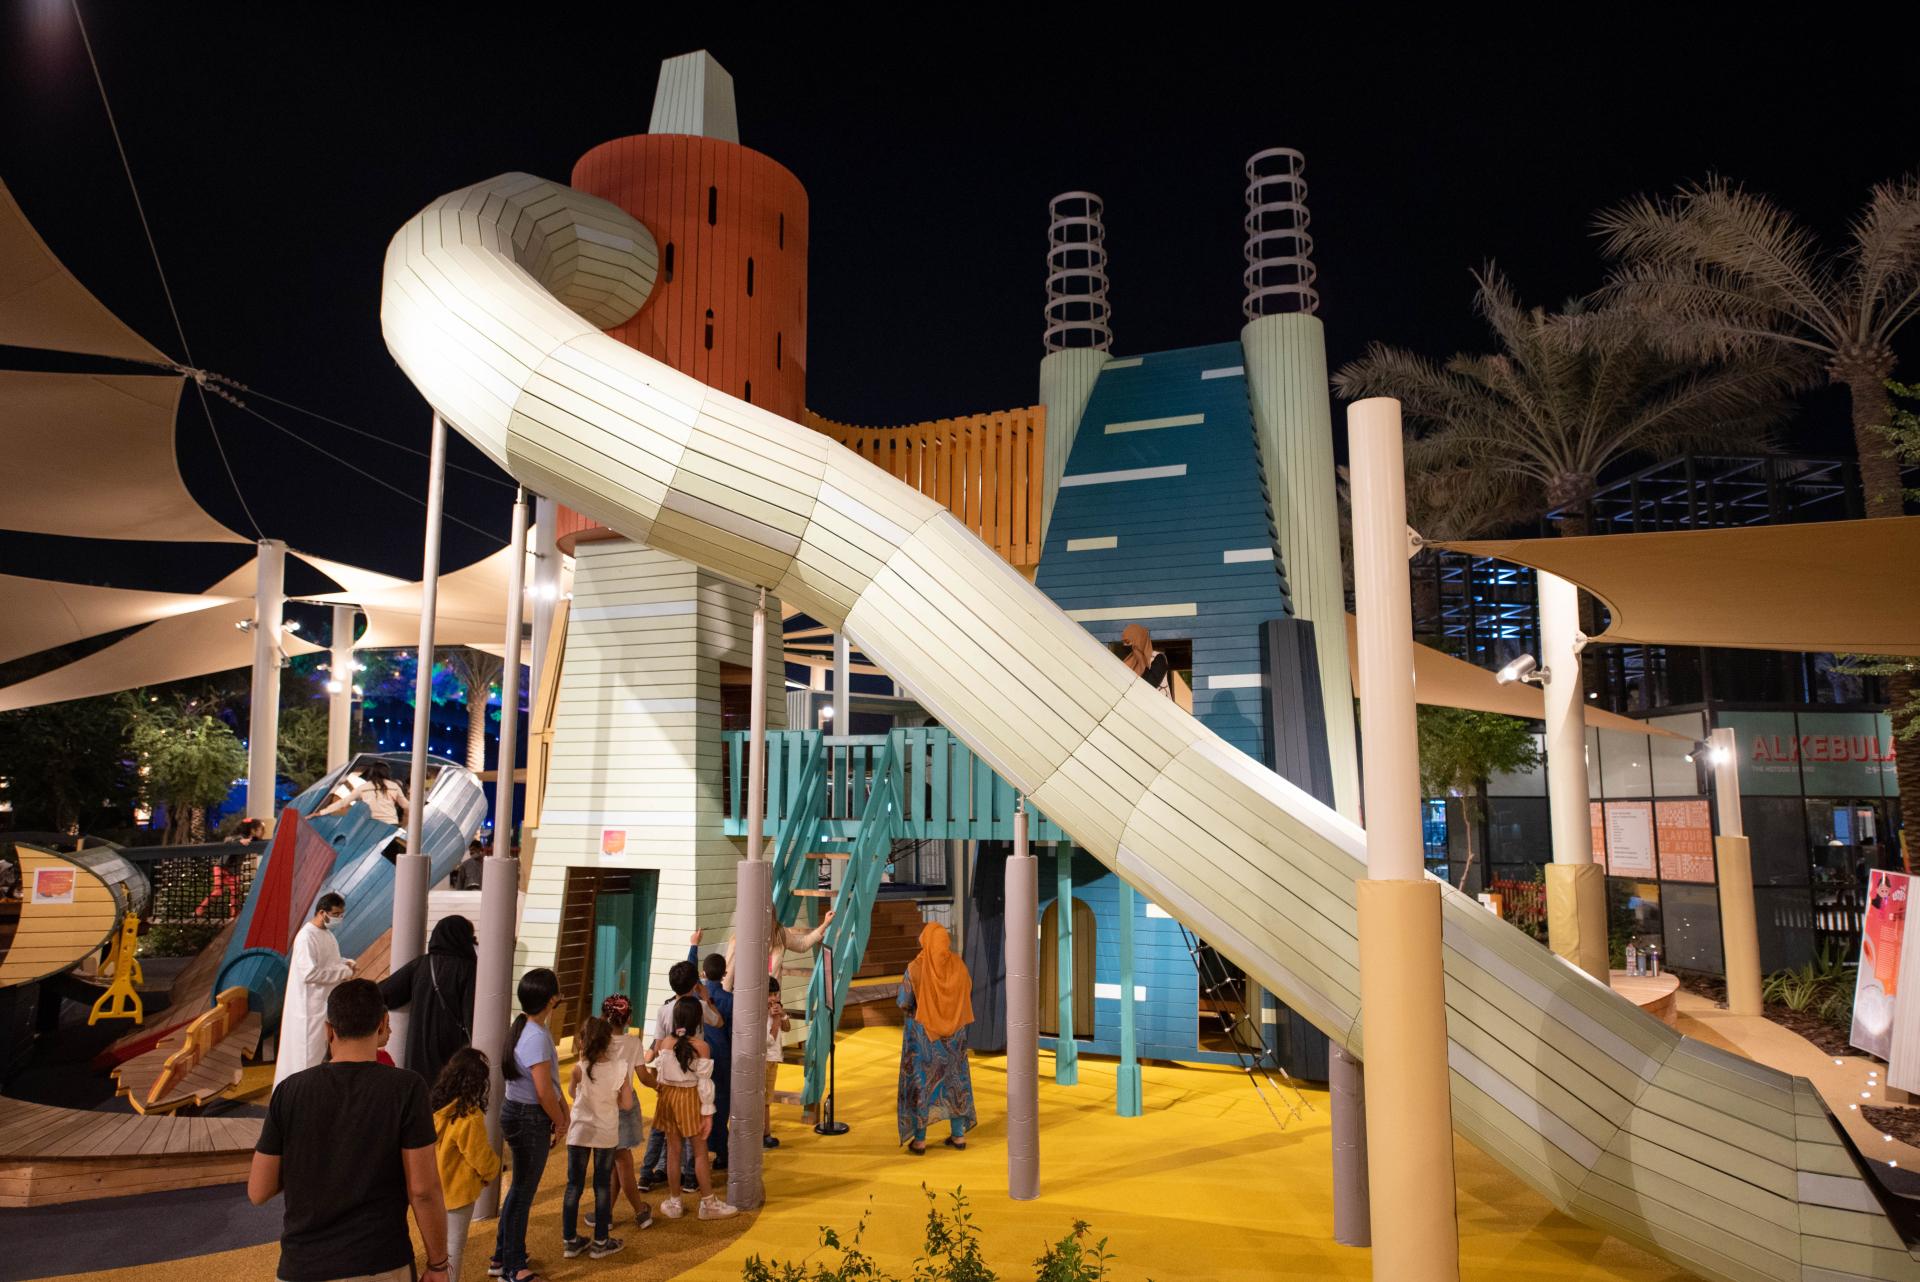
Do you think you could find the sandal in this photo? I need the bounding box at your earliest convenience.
[908,1140,927,1154]
[943,1136,967,1150]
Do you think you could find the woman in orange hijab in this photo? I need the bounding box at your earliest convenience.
[896,922,977,1152]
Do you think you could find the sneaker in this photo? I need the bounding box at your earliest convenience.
[488,1264,503,1278]
[634,1203,654,1231]
[589,1237,626,1259]
[763,1134,781,1149]
[679,1169,698,1189]
[660,1196,685,1219]
[638,1170,658,1193]
[562,1237,591,1259]
[699,1196,739,1220]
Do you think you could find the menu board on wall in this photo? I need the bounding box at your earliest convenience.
[1852,869,1908,1060]
[1655,799,1716,883]
[1604,801,1657,878]
[1590,802,1607,873]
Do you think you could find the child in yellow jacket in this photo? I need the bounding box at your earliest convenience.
[432,1048,502,1280]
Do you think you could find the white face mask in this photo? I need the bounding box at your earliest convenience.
[319,914,342,931]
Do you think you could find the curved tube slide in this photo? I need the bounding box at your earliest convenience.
[382,174,1913,1282]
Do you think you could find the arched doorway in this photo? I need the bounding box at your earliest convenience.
[1039,896,1095,1038]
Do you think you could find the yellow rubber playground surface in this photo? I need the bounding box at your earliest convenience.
[54,1025,1697,1282]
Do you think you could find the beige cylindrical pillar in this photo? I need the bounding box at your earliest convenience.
[1348,397,1460,1280]
[327,605,355,770]
[1006,801,1040,1201]
[1710,727,1763,1015]
[1330,1044,1370,1247]
[246,539,286,821]
[1539,572,1608,983]
[728,588,772,1211]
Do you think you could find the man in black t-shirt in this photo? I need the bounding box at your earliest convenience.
[250,978,449,1282]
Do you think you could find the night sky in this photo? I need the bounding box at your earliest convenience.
[2,7,1912,597]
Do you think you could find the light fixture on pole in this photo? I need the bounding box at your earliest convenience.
[1494,653,1548,687]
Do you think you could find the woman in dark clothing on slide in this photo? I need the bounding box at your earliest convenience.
[379,914,477,1084]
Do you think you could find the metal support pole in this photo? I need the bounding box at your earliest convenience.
[391,413,447,1067]
[1540,571,1609,984]
[1006,799,1040,1200]
[1349,397,1460,1280]
[728,587,771,1211]
[1116,880,1142,1117]
[245,539,286,820]
[1330,1045,1371,1246]
[326,604,355,770]
[528,496,560,719]
[1711,726,1763,1016]
[1054,845,1077,1084]
[469,488,529,1224]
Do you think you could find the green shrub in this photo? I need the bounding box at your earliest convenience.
[142,920,226,958]
[742,1188,1131,1282]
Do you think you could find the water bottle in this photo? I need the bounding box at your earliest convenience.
[1625,942,1639,976]
[1646,944,1660,979]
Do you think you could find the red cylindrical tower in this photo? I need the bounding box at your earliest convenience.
[555,130,808,551]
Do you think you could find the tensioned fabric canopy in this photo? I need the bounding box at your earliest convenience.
[0,558,321,712]
[0,572,235,667]
[1441,516,1920,659]
[0,371,243,543]
[307,546,521,652]
[0,177,167,364]
[1343,614,1681,737]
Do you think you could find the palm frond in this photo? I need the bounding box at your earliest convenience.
[1847,172,1920,343]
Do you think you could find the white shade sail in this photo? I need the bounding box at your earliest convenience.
[0,558,320,712]
[0,178,168,364]
[0,370,244,543]
[306,545,522,652]
[0,572,235,666]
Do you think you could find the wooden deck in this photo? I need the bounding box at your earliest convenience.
[0,1096,260,1207]
[112,1011,261,1114]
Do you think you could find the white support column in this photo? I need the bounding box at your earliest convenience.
[470,488,529,1225]
[1710,726,1763,1016]
[1006,799,1040,1200]
[728,587,771,1212]
[245,539,286,821]
[1539,571,1608,984]
[392,413,447,1067]
[527,495,560,718]
[832,633,850,728]
[326,604,355,770]
[1348,397,1459,1281]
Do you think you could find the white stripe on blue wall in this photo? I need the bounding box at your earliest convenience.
[1206,674,1265,690]
[1059,464,1188,487]
[1094,983,1148,1001]
[1200,365,1244,380]
[1222,548,1274,563]
[1064,603,1197,622]
[1103,356,1144,369]
[1065,536,1118,551]
[1104,413,1204,435]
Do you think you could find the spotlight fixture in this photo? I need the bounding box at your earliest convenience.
[1494,654,1547,687]
[235,619,254,633]
[325,679,345,694]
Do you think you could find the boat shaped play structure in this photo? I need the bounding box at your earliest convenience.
[380,173,1915,1282]
[0,839,148,990]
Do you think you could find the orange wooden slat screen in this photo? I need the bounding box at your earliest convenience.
[800,406,1048,574]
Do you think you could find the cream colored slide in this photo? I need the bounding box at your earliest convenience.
[381,174,1912,1282]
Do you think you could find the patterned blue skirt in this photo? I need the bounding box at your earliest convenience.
[897,1017,977,1144]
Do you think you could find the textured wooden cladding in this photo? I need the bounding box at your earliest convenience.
[802,406,1047,573]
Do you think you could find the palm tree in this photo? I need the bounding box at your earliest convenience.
[1596,174,1920,521]
[1333,268,1807,538]
[1598,175,1920,810]
[438,647,502,771]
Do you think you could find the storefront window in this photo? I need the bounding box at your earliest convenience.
[1608,878,1662,968]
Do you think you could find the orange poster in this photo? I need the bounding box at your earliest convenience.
[1655,799,1715,884]
[601,829,626,857]
[1590,802,1607,874]
[1851,869,1907,1059]
[31,868,75,905]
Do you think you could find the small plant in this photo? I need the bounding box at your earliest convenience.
[1033,1221,1111,1282]
[913,1186,996,1282]
[742,1204,899,1282]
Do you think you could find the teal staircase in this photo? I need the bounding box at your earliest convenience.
[724,726,1068,1104]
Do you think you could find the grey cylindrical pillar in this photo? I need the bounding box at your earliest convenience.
[728,588,771,1211]
[246,539,286,820]
[527,496,559,718]
[327,605,355,770]
[392,413,448,1065]
[1330,1045,1371,1246]
[1006,801,1039,1201]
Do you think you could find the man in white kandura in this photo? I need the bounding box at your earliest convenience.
[274,892,357,1088]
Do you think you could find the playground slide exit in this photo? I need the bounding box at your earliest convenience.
[381,174,1913,1282]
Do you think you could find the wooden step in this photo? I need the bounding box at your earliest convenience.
[794,888,833,898]
[804,852,849,860]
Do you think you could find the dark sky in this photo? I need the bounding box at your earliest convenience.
[3,7,1913,593]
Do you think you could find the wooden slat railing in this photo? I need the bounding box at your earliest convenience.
[802,406,1046,574]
